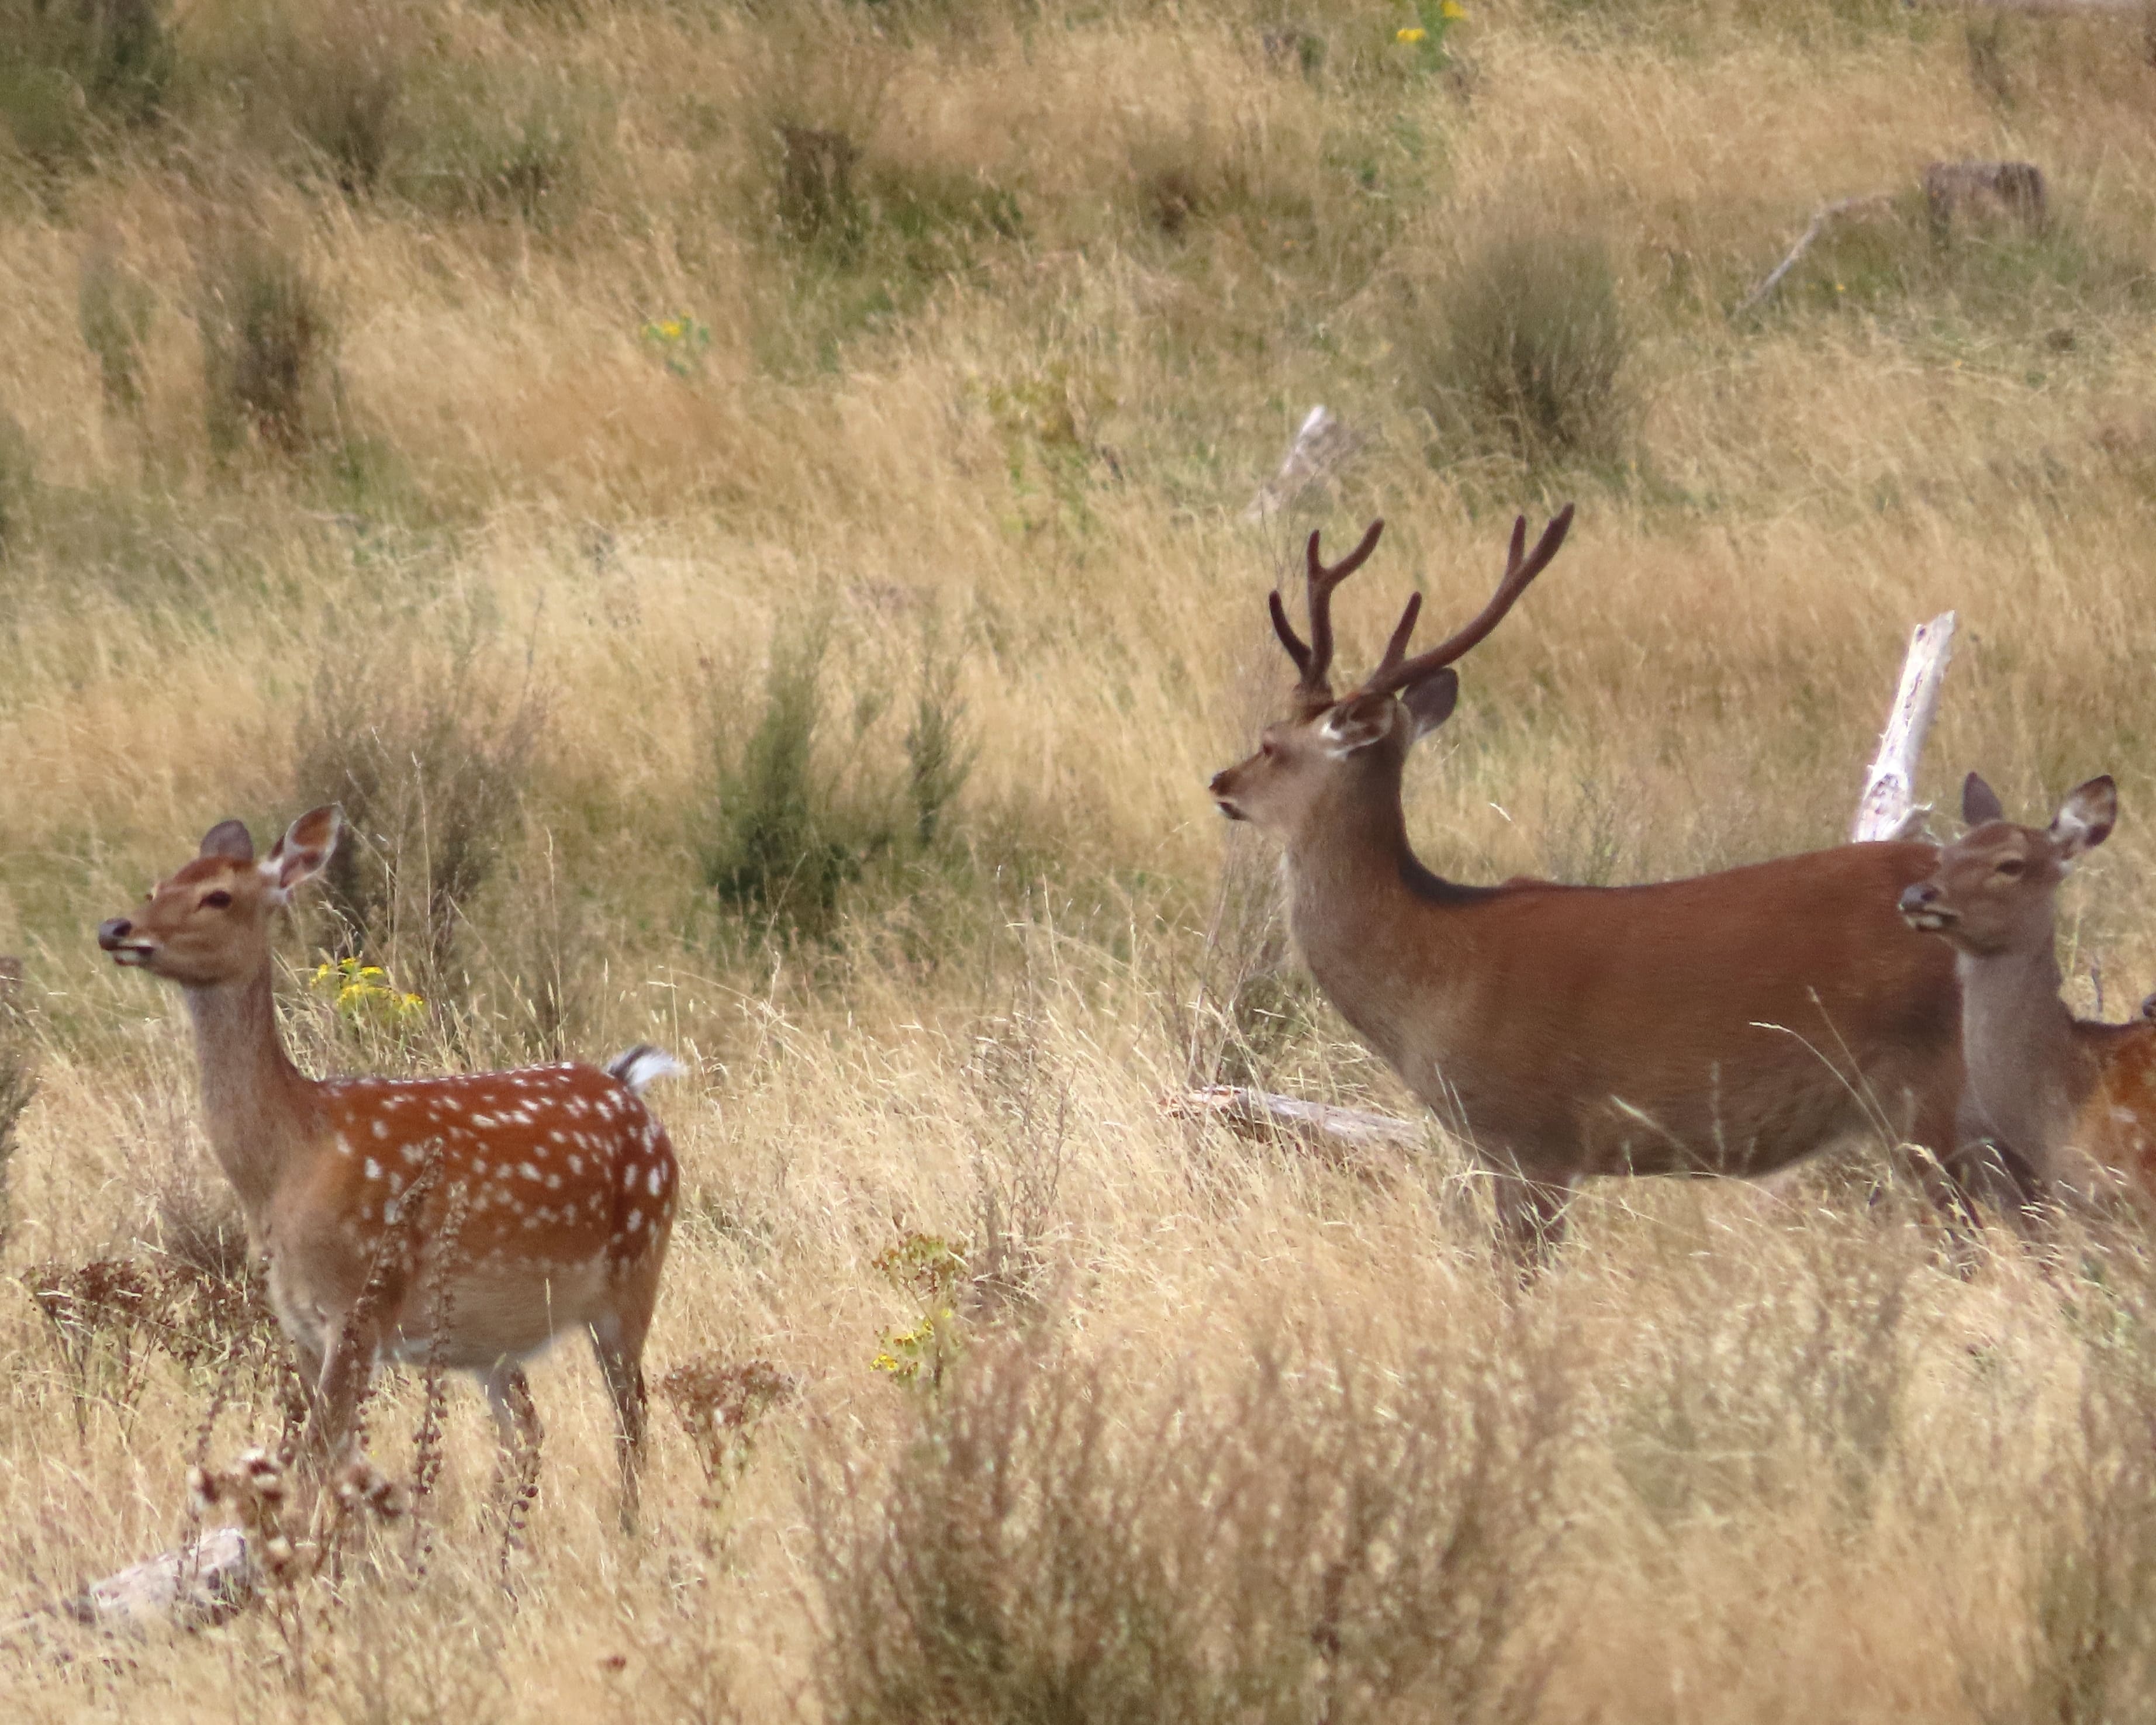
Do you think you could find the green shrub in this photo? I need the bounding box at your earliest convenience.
[195,224,334,456]
[0,0,170,169]
[268,5,410,195]
[0,414,34,553]
[700,611,973,942]
[0,971,36,1254]
[1405,223,1630,465]
[394,63,602,228]
[77,245,153,412]
[291,631,546,981]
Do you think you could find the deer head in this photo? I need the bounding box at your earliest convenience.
[1899,773,2116,957]
[98,807,341,988]
[1209,507,1575,841]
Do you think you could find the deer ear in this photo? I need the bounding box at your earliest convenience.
[261,806,342,901]
[2050,776,2117,859]
[1962,773,2005,828]
[1318,693,1397,758]
[198,820,255,863]
[1398,668,1459,744]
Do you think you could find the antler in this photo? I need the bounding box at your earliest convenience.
[1269,520,1385,714]
[1360,504,1574,698]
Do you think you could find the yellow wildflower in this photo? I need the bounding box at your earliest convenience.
[1440,0,1466,17]
[1397,25,1426,42]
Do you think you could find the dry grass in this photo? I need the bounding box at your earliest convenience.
[5,0,2156,1716]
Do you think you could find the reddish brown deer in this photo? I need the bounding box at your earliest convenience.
[1209,509,1974,1256]
[98,807,679,1521]
[1899,773,2156,1212]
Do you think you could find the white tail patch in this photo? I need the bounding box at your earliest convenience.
[606,1044,684,1097]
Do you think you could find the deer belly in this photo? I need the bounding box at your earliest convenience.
[381,1257,615,1370]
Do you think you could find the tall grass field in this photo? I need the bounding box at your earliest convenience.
[5,0,2156,1717]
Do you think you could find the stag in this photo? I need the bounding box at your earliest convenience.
[1210,509,1975,1255]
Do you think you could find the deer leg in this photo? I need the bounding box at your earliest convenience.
[589,1304,654,1535]
[1944,1139,2048,1233]
[311,1315,380,1473]
[1491,1167,1573,1274]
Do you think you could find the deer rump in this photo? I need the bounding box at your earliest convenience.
[1321,839,1962,1183]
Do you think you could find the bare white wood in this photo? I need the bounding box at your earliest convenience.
[0,1526,257,1650]
[1736,193,1897,316]
[1852,611,1958,844]
[1246,405,1360,522]
[1169,1084,1422,1156]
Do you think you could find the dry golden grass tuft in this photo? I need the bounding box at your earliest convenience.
[6,0,2156,1717]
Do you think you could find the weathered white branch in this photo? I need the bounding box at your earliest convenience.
[1736,193,1897,317]
[1852,611,1957,844]
[0,1526,257,1651]
[1246,406,1361,522]
[1167,1085,1422,1158]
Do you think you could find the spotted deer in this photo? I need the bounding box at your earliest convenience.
[98,807,680,1520]
[1899,773,2156,1212]
[1209,508,1975,1257]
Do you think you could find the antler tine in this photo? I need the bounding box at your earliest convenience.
[1369,592,1424,687]
[1268,589,1314,677]
[1360,503,1575,698]
[1271,518,1385,711]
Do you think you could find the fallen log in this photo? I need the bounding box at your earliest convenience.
[0,1525,257,1653]
[1168,1084,1423,1157]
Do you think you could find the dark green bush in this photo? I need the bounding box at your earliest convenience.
[196,225,334,456]
[700,612,973,942]
[0,0,170,169]
[292,633,546,980]
[394,64,602,228]
[77,245,153,412]
[1405,224,1630,465]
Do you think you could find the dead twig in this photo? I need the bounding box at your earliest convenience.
[1736,193,1896,317]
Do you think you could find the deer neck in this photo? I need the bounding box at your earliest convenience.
[1954,942,2096,1163]
[1281,788,1474,1056]
[181,966,323,1224]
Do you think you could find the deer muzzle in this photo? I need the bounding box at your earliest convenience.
[1897,881,1955,934]
[97,917,154,965]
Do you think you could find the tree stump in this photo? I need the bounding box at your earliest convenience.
[1923,161,2048,236]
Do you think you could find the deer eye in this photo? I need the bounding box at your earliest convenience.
[199,890,233,910]
[1259,738,1279,758]
[1995,858,2024,879]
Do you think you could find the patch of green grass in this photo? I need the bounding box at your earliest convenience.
[0,0,170,173]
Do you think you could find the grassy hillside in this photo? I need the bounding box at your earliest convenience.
[5,1,2156,1717]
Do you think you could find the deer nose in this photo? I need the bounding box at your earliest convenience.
[1897,883,1938,916]
[97,917,134,951]
[1208,770,1231,795]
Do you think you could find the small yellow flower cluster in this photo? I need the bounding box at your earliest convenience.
[1397,4,1465,56]
[312,956,425,1026]
[870,1309,953,1380]
[640,313,711,378]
